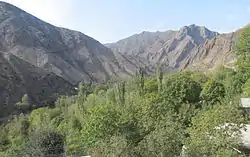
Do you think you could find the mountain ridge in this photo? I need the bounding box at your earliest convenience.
[108,24,221,71]
[0,1,139,85]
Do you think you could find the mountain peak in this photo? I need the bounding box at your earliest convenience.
[181,24,218,33]
[178,24,218,45]
[185,24,202,28]
[180,24,214,34]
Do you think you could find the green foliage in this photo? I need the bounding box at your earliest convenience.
[135,67,145,96]
[190,72,208,85]
[223,73,244,100]
[144,77,158,93]
[93,83,108,94]
[200,79,225,105]
[116,81,126,105]
[235,26,250,60]
[156,64,163,93]
[242,78,250,97]
[77,81,92,106]
[81,104,120,146]
[212,65,236,84]
[55,95,77,109]
[105,88,116,105]
[22,129,65,157]
[82,93,98,110]
[0,126,10,152]
[88,135,135,157]
[137,119,185,157]
[235,26,250,54]
[163,73,202,104]
[235,26,250,81]
[186,104,245,157]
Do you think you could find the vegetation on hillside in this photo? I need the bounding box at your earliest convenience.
[0,26,250,157]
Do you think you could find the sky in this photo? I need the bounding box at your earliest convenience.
[2,0,250,43]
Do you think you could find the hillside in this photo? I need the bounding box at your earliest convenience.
[0,52,75,118]
[108,24,250,73]
[108,24,220,71]
[0,1,137,85]
[185,31,242,71]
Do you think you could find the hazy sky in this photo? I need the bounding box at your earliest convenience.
[2,0,250,43]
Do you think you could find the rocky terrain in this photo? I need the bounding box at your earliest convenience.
[108,24,243,72]
[185,31,239,71]
[0,1,247,116]
[0,1,138,85]
[0,52,76,118]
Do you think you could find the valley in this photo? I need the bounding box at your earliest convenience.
[0,1,250,157]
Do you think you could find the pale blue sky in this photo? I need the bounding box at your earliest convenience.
[3,0,250,43]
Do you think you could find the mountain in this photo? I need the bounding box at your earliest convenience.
[0,1,137,85]
[108,24,220,71]
[0,1,139,117]
[108,24,246,72]
[185,31,239,71]
[184,26,248,71]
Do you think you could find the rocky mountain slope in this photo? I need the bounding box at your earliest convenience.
[0,52,76,118]
[0,1,137,85]
[108,24,244,72]
[185,26,247,71]
[108,24,220,71]
[185,32,239,71]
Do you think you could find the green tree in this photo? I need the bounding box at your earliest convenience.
[106,88,116,105]
[88,135,135,157]
[0,126,10,152]
[144,77,158,93]
[200,79,225,105]
[190,72,208,85]
[212,65,235,82]
[156,64,163,93]
[93,84,107,94]
[23,130,65,157]
[186,104,245,157]
[77,81,90,104]
[242,78,250,97]
[137,119,185,157]
[81,104,120,147]
[135,67,145,96]
[235,26,250,80]
[116,81,126,105]
[163,73,202,105]
[83,93,98,110]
